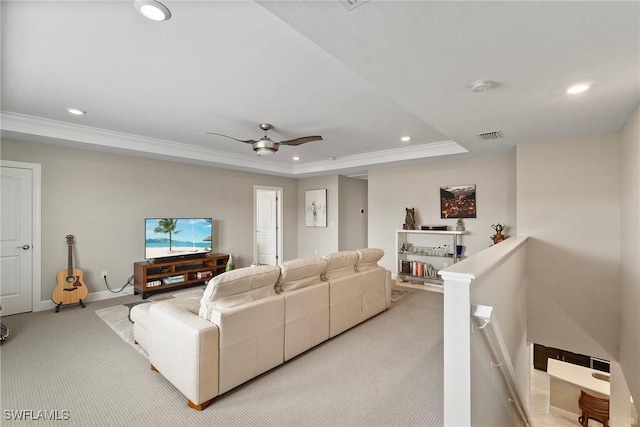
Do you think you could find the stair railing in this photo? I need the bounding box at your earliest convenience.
[473,304,533,427]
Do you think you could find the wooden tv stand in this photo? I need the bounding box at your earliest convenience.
[133,254,229,299]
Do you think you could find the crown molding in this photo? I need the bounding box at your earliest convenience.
[1,112,466,177]
[292,140,467,176]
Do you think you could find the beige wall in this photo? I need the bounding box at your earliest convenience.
[296,175,368,258]
[517,132,621,361]
[1,139,298,302]
[297,175,339,258]
[338,176,368,251]
[619,104,640,406]
[368,150,517,273]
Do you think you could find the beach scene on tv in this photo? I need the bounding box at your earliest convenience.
[145,218,212,259]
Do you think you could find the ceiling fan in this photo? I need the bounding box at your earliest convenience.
[207,123,323,156]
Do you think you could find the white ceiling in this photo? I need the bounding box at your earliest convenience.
[2,1,639,178]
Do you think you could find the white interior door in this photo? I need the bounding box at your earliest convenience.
[255,187,282,265]
[1,165,35,315]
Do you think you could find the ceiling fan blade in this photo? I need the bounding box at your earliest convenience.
[206,132,255,144]
[278,135,323,146]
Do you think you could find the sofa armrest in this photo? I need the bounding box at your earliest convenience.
[149,301,219,407]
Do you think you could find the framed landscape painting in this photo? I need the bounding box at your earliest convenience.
[440,185,476,218]
[305,189,327,227]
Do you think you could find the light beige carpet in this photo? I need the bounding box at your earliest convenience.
[1,289,444,426]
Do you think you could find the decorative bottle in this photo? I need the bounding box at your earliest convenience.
[225,254,235,271]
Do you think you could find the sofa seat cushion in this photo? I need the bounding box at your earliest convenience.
[355,248,385,272]
[171,287,205,299]
[167,294,202,315]
[199,265,280,318]
[277,258,327,292]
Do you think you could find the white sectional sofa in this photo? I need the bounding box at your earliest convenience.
[130,248,391,410]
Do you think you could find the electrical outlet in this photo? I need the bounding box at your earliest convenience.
[101,270,108,278]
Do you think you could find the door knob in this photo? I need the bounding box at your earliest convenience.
[17,245,30,250]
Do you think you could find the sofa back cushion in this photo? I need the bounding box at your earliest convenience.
[277,258,327,292]
[199,265,281,318]
[322,251,358,280]
[355,248,385,272]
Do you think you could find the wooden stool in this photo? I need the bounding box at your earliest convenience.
[578,390,610,427]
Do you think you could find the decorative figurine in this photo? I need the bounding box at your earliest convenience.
[403,208,416,230]
[490,224,507,245]
[456,218,465,231]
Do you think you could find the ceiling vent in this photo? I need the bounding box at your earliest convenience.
[339,0,370,11]
[477,131,503,141]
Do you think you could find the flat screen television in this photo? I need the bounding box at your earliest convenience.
[145,218,212,261]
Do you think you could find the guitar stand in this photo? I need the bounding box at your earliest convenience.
[55,299,85,313]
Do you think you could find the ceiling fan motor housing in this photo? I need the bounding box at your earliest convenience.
[253,138,279,155]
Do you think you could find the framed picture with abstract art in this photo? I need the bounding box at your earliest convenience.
[305,189,327,227]
[440,185,476,218]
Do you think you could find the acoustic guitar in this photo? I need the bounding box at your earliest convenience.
[52,234,88,312]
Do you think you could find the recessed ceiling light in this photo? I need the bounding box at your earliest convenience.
[134,0,171,21]
[292,156,300,161]
[401,136,411,142]
[566,84,590,94]
[66,108,86,115]
[328,156,337,161]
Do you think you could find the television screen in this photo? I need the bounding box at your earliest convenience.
[145,218,212,260]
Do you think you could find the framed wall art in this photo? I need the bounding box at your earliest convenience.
[440,184,476,218]
[305,189,327,227]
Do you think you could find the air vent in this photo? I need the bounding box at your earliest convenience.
[477,131,503,141]
[339,0,370,11]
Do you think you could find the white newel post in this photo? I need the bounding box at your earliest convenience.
[442,272,474,427]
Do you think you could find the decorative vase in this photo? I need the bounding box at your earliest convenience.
[225,254,235,271]
[456,218,465,231]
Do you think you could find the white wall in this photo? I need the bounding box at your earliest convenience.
[619,104,640,407]
[297,175,339,258]
[517,132,621,361]
[368,151,517,274]
[1,139,299,302]
[338,176,368,251]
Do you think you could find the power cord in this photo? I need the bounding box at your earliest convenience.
[104,274,134,294]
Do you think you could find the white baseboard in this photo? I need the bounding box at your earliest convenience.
[38,287,135,312]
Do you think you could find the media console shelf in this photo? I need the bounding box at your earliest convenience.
[133,254,229,299]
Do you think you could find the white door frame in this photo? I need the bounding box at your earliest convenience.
[253,185,283,265]
[1,160,42,312]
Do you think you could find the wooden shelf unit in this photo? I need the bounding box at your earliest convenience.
[133,253,228,299]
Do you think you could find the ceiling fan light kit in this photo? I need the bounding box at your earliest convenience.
[253,139,278,156]
[134,0,171,21]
